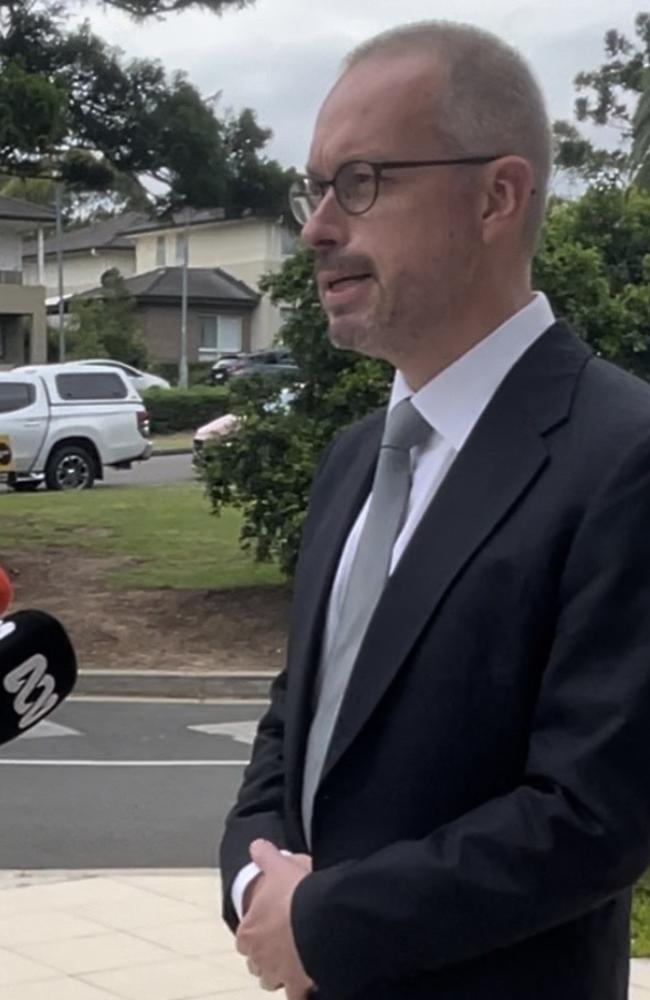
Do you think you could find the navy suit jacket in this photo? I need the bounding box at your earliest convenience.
[220,322,650,999]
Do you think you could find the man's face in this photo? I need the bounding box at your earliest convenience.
[302,53,486,365]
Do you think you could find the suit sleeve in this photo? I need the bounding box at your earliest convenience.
[219,434,341,932]
[291,433,650,997]
[219,667,292,931]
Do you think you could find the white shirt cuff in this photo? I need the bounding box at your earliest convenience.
[231,850,293,921]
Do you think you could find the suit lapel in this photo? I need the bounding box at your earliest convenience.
[284,413,383,812]
[320,322,591,782]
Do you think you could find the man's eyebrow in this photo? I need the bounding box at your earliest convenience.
[305,165,328,180]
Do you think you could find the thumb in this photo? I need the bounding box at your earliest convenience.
[249,838,283,871]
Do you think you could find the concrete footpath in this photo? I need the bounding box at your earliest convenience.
[0,870,648,1000]
[0,870,265,1000]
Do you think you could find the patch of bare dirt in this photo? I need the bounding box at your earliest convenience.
[1,549,291,673]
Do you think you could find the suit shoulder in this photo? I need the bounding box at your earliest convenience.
[309,407,385,497]
[578,355,650,434]
[318,407,386,471]
[333,407,386,449]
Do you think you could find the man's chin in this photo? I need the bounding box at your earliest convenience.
[328,317,376,355]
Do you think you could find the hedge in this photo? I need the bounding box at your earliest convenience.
[142,386,231,433]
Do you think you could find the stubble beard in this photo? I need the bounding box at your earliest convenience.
[326,277,448,366]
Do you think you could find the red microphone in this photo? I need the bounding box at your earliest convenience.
[0,565,13,616]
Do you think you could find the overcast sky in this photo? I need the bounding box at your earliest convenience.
[80,0,639,168]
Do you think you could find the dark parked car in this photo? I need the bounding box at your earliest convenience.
[211,348,299,385]
[210,353,248,385]
[230,348,299,381]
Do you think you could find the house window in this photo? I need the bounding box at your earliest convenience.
[155,236,166,267]
[199,315,243,358]
[175,233,188,265]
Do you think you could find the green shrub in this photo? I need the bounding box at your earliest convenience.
[201,248,391,577]
[143,386,230,433]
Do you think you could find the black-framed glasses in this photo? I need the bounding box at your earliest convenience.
[289,156,505,224]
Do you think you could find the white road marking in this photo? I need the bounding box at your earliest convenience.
[0,759,249,767]
[17,720,82,740]
[188,721,258,745]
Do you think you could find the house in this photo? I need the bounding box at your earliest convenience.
[122,208,297,355]
[22,211,143,300]
[22,206,298,365]
[79,267,260,363]
[0,195,55,367]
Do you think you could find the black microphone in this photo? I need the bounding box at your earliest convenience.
[0,610,77,746]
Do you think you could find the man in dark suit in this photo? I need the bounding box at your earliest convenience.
[220,20,650,1000]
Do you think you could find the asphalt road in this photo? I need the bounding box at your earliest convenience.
[0,699,266,869]
[100,452,195,488]
[0,453,195,495]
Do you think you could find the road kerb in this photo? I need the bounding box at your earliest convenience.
[75,669,275,700]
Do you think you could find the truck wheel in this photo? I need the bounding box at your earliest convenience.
[45,444,96,491]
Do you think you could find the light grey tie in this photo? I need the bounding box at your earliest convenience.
[301,398,431,844]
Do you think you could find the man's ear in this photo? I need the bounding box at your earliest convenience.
[480,156,535,245]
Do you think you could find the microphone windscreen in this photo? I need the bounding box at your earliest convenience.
[0,610,77,746]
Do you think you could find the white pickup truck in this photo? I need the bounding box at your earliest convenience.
[0,364,152,492]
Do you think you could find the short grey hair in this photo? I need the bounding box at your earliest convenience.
[343,21,552,254]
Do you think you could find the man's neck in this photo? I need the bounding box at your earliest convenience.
[398,287,536,392]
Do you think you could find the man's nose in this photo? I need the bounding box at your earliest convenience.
[300,187,347,251]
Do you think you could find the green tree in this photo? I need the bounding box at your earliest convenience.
[201,248,391,576]
[104,0,253,15]
[0,1,293,220]
[66,268,149,367]
[534,184,650,378]
[221,107,299,217]
[552,11,650,188]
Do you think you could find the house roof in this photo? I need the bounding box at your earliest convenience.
[0,195,55,225]
[121,207,277,236]
[122,207,227,236]
[23,211,147,259]
[78,267,260,306]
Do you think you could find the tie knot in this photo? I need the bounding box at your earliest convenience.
[382,398,431,452]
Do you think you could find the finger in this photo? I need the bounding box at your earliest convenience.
[259,971,283,991]
[235,929,250,957]
[250,838,284,872]
[284,981,310,1000]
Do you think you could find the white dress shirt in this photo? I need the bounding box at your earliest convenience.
[231,291,556,918]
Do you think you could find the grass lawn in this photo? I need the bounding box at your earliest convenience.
[633,871,650,956]
[150,432,194,452]
[0,482,282,590]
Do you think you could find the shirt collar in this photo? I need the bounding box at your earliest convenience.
[389,292,556,452]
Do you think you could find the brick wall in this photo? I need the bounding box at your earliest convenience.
[137,303,253,363]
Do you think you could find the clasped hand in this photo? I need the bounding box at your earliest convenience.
[236,839,314,999]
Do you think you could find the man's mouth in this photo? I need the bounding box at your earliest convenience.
[327,274,373,291]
